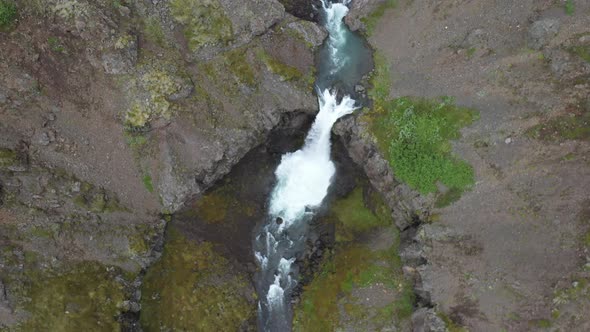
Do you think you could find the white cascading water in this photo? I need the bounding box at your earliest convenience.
[269,90,357,225]
[254,1,357,331]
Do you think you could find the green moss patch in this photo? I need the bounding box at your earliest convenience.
[187,181,256,225]
[73,184,124,213]
[0,147,17,167]
[0,0,17,29]
[257,49,303,81]
[564,0,575,16]
[224,48,256,86]
[140,227,254,331]
[568,44,590,63]
[330,186,390,242]
[364,52,478,195]
[143,17,166,47]
[142,174,154,193]
[125,69,186,129]
[293,237,413,331]
[526,105,590,141]
[293,184,414,331]
[437,311,468,332]
[170,0,233,52]
[434,187,464,208]
[47,36,65,53]
[17,262,127,331]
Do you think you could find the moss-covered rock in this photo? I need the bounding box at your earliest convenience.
[73,185,124,213]
[140,227,255,331]
[224,48,256,86]
[124,69,190,129]
[258,49,304,82]
[0,148,17,167]
[170,0,233,52]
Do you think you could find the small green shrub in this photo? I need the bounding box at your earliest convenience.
[525,106,590,141]
[0,1,17,28]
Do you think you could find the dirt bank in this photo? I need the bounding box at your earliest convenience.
[364,0,590,330]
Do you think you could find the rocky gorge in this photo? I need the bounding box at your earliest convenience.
[1,0,589,331]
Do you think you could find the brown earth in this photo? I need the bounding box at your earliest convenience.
[363,0,590,330]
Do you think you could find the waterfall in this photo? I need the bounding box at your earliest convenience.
[254,1,360,331]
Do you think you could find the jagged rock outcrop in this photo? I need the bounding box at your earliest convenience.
[0,0,326,328]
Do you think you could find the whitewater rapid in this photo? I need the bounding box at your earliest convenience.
[254,1,358,331]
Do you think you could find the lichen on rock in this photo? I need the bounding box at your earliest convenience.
[124,69,193,129]
[170,0,233,52]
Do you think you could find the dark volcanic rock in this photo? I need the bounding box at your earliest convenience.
[277,0,322,22]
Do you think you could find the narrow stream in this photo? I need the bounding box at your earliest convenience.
[253,1,371,331]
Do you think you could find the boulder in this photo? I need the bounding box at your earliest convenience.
[527,18,560,50]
